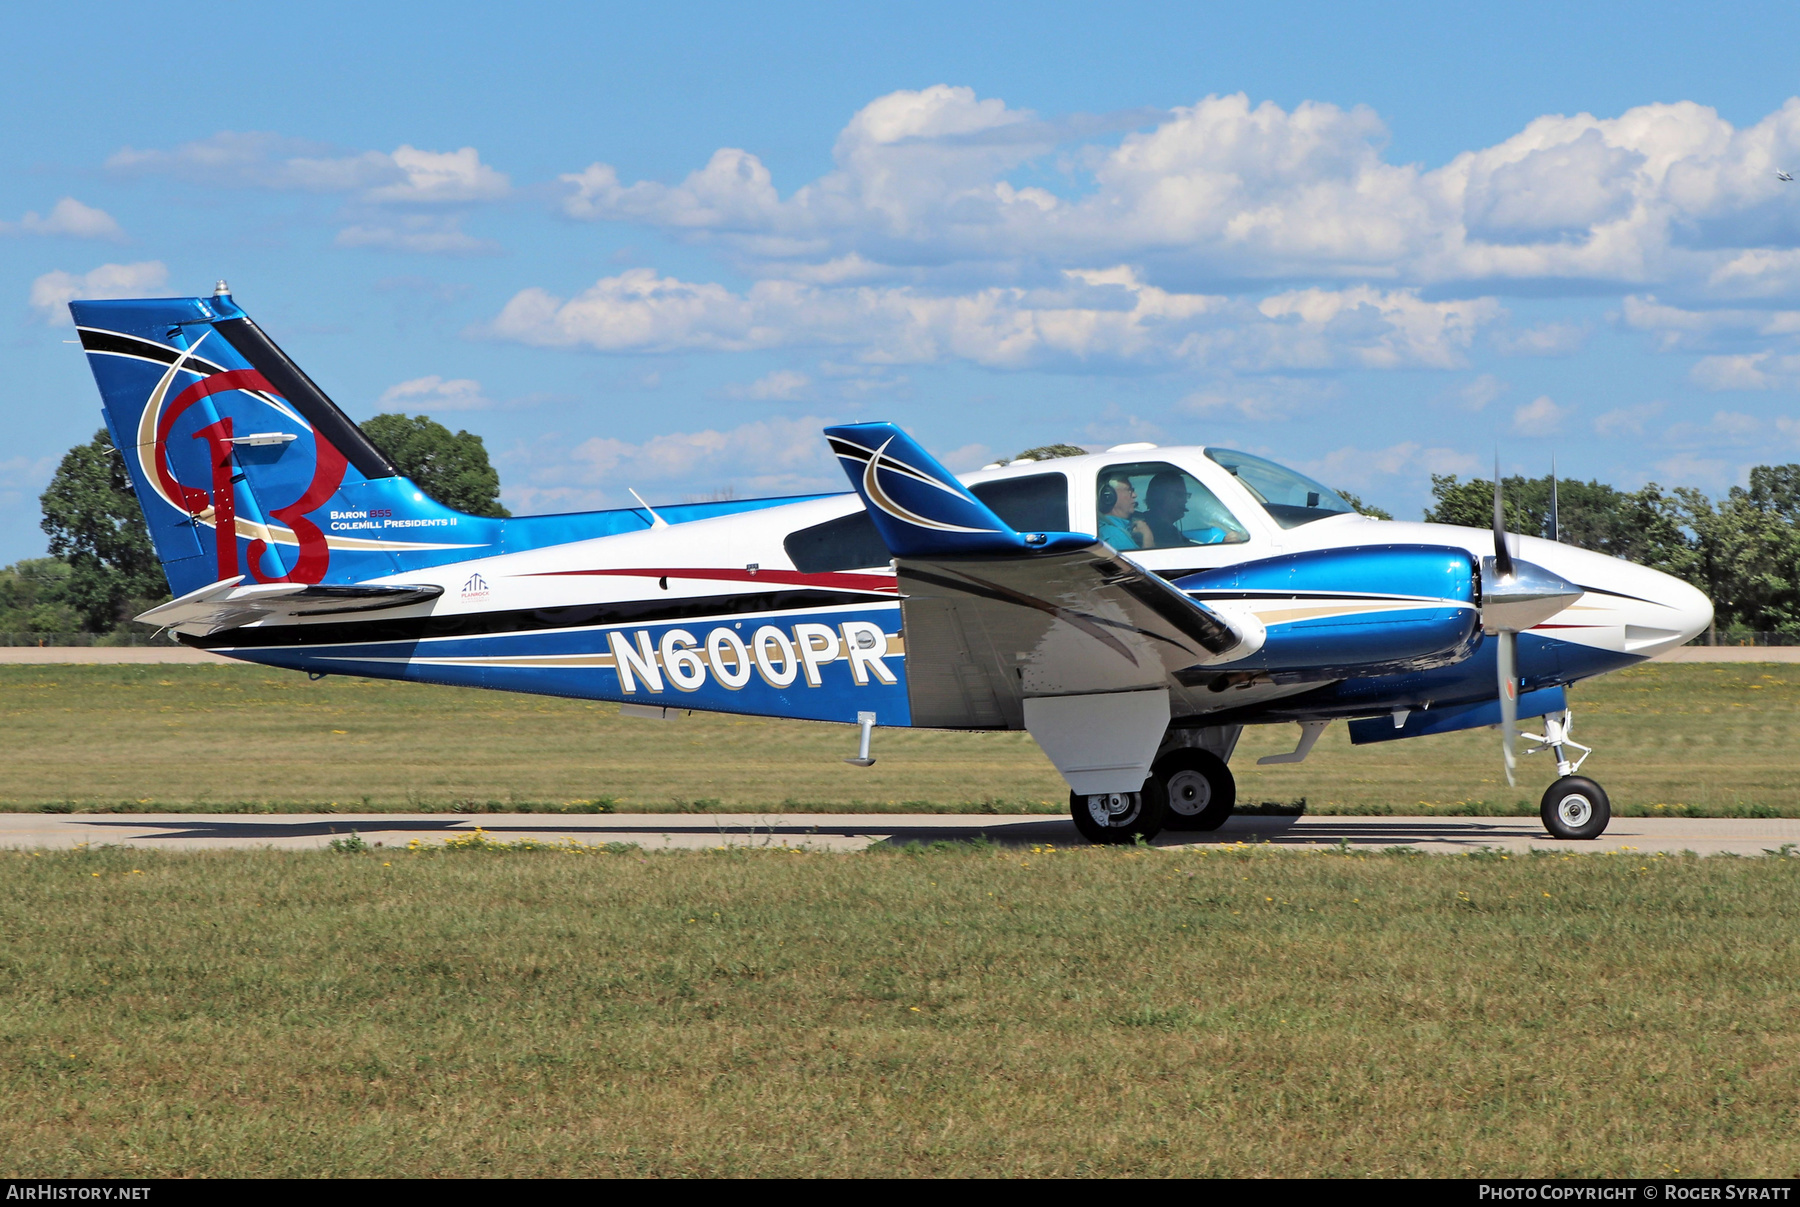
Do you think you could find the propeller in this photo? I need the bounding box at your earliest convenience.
[1484,461,1581,787]
[1549,455,1560,545]
[1492,465,1518,786]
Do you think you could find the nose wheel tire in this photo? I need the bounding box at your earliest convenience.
[1156,749,1236,832]
[1069,780,1168,845]
[1540,775,1611,840]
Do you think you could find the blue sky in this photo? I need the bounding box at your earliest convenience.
[6,0,1800,561]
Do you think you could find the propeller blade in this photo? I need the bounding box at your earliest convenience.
[1498,629,1518,788]
[1492,458,1515,581]
[1548,455,1562,546]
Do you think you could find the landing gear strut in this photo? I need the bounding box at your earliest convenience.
[1524,710,1610,840]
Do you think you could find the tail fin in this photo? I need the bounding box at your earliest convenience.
[70,284,497,597]
[823,422,1087,558]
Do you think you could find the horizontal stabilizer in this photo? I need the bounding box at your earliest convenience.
[137,576,442,635]
[823,422,1090,558]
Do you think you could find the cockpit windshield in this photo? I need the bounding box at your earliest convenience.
[1204,448,1356,529]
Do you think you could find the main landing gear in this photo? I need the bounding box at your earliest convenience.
[1068,746,1238,844]
[1524,709,1610,840]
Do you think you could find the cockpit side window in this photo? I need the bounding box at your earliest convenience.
[1094,461,1250,551]
[1204,448,1355,529]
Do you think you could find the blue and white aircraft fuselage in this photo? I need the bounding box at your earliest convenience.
[69,285,1712,843]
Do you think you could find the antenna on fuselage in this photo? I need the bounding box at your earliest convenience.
[628,488,670,528]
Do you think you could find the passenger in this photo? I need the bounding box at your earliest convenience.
[1097,475,1150,549]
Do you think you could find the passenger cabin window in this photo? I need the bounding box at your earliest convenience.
[784,471,1071,573]
[783,511,890,573]
[970,472,1068,533]
[1095,462,1249,551]
[1204,448,1355,529]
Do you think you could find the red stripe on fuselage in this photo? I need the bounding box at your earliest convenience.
[525,566,899,593]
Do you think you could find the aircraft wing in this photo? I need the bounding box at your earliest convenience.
[137,576,443,635]
[824,422,1252,728]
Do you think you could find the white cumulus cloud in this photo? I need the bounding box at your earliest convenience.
[1512,394,1568,434]
[0,198,125,241]
[729,370,812,401]
[28,261,168,323]
[1492,321,1590,356]
[377,376,491,412]
[107,133,510,203]
[484,266,1496,372]
[1593,401,1667,438]
[1688,352,1800,390]
[336,216,499,255]
[1454,373,1509,411]
[1303,441,1479,492]
[551,87,1800,298]
[500,416,846,514]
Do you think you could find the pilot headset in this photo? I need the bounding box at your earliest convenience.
[1099,476,1130,513]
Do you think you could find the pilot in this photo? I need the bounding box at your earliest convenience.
[1143,471,1229,547]
[1142,472,1196,547]
[1097,475,1150,549]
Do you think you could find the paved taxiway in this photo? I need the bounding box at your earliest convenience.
[1,812,1794,855]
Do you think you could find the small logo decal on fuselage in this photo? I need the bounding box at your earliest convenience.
[462,573,491,601]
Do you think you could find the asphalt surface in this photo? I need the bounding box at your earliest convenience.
[2,811,1795,855]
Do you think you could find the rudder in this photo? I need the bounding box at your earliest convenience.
[70,283,498,597]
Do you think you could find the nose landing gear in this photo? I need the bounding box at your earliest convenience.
[1524,710,1610,840]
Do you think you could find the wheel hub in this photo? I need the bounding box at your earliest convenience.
[1165,769,1212,817]
[1086,792,1137,826]
[1556,793,1593,828]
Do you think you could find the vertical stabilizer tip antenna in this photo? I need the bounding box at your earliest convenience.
[214,280,231,298]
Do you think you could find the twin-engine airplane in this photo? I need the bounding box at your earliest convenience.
[70,284,1712,843]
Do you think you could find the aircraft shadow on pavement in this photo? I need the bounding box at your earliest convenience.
[72,813,1554,848]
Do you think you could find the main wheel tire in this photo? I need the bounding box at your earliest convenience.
[1069,779,1169,845]
[1540,775,1611,840]
[1157,748,1236,832]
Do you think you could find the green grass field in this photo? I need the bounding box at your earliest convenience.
[2,842,1795,1177]
[0,662,1794,815]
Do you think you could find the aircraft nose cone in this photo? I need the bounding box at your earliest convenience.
[1613,565,1714,657]
[1656,570,1715,648]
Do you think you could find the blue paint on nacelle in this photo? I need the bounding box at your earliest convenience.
[1252,631,1641,726]
[1176,544,1477,601]
[1347,685,1567,744]
[1180,545,1481,678]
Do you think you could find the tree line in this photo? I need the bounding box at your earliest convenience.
[1,414,507,639]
